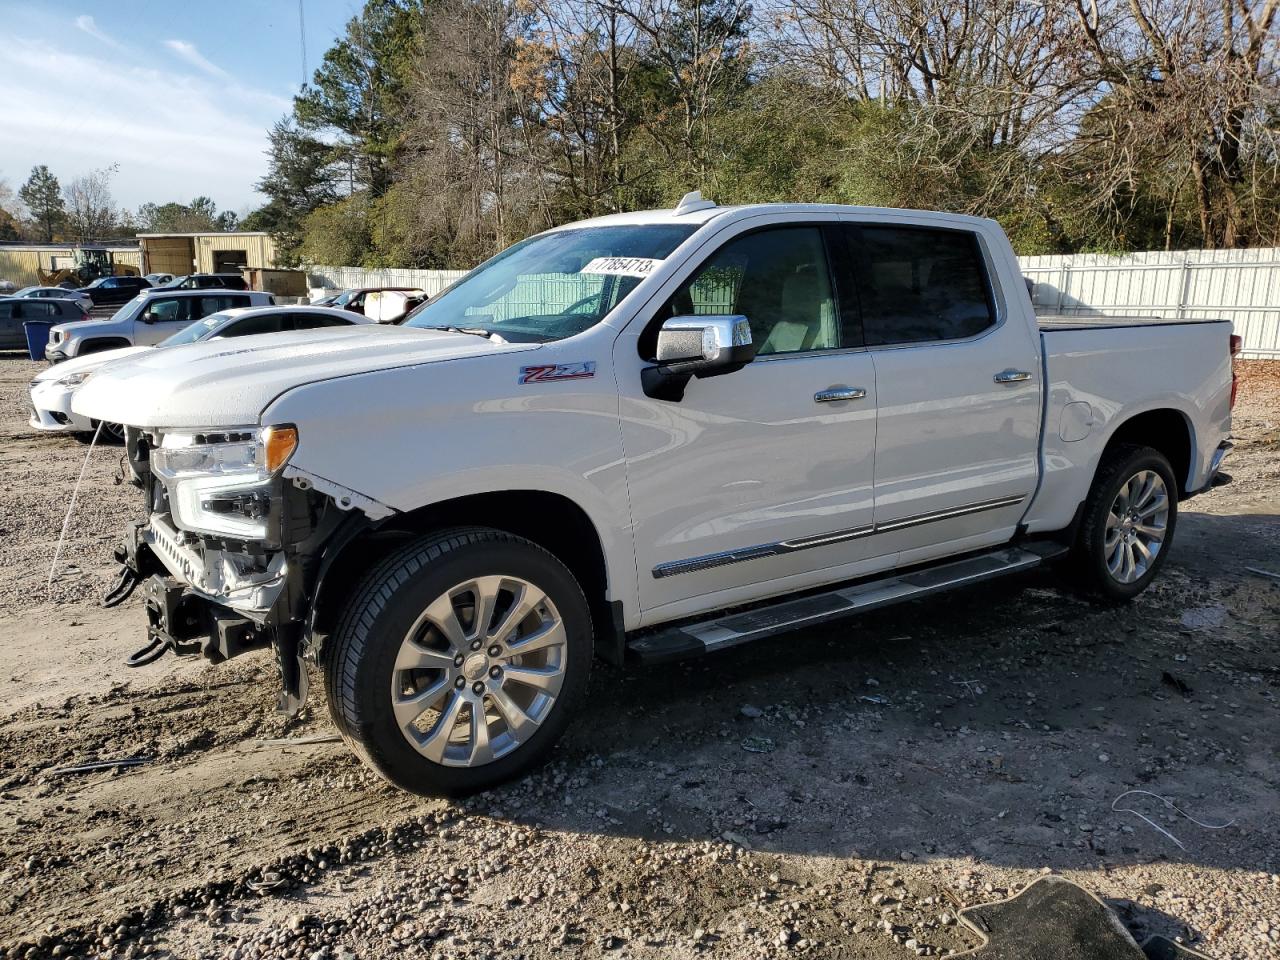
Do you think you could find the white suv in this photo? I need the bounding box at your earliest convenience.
[45,288,272,362]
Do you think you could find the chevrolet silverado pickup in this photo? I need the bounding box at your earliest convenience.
[72,195,1237,796]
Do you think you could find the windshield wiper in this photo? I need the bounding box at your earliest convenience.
[420,325,493,339]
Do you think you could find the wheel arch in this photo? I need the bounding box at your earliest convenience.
[1097,406,1195,495]
[77,337,133,356]
[309,489,625,666]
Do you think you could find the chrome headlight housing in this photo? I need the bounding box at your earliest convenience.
[56,370,92,387]
[151,425,298,539]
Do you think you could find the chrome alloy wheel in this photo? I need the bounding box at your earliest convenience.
[390,576,567,767]
[1105,469,1169,584]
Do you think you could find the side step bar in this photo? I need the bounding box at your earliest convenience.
[626,542,1069,664]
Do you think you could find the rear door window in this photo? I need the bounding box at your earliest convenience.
[291,312,353,330]
[222,312,287,337]
[200,295,248,315]
[848,225,996,346]
[17,301,58,318]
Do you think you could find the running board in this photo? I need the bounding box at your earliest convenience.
[626,542,1068,664]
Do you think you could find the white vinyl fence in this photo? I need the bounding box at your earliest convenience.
[308,265,467,299]
[1021,247,1280,359]
[311,248,1280,359]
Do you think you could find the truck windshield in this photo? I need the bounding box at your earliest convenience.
[403,224,697,342]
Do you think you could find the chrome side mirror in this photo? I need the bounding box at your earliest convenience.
[643,314,757,401]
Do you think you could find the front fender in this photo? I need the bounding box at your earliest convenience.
[261,345,638,619]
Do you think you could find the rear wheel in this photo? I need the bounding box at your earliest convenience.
[1072,443,1178,600]
[325,528,592,796]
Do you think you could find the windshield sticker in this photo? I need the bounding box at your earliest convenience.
[580,257,663,278]
[519,362,596,385]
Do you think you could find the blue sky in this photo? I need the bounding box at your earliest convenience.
[0,0,362,218]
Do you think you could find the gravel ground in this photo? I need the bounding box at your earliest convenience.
[0,352,1276,960]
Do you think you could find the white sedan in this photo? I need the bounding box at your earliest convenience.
[29,305,372,442]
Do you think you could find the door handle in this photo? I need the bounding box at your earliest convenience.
[993,369,1033,384]
[814,386,867,403]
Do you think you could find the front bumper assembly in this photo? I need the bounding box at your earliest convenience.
[110,512,311,715]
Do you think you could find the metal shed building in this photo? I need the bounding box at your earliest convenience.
[138,232,278,276]
[0,243,142,286]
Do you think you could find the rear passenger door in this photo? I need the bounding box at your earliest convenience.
[0,302,21,349]
[846,220,1042,564]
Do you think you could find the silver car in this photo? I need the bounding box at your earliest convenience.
[12,286,94,312]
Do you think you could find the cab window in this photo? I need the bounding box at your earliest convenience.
[142,298,191,323]
[850,225,996,346]
[653,226,841,356]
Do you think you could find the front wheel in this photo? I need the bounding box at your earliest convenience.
[325,528,592,796]
[1072,443,1178,600]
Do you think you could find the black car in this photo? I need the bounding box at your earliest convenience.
[0,297,91,350]
[77,275,152,308]
[164,273,249,291]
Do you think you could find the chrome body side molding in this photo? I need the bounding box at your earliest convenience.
[651,495,1025,579]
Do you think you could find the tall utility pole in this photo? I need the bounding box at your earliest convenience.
[298,0,308,84]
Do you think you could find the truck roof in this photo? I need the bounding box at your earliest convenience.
[550,199,997,232]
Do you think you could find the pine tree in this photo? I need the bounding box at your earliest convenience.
[18,165,64,242]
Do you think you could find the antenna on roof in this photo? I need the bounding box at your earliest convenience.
[674,190,717,215]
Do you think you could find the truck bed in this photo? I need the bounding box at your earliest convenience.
[1023,316,1234,537]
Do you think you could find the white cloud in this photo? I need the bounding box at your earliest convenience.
[164,39,229,79]
[74,14,124,50]
[1,41,291,211]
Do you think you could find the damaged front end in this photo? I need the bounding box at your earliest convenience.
[107,424,392,716]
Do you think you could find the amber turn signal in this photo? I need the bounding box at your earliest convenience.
[263,425,299,473]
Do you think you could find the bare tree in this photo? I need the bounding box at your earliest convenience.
[617,0,754,184]
[1071,0,1280,247]
[63,165,120,241]
[401,0,553,264]
[526,0,646,213]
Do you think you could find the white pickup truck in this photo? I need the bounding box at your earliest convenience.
[73,197,1237,796]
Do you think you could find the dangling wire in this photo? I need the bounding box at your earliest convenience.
[48,421,104,597]
[1111,789,1237,851]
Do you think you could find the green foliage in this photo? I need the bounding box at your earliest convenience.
[19,165,64,242]
[137,197,237,233]
[272,0,1280,267]
[298,195,372,266]
[251,119,344,265]
[293,0,423,198]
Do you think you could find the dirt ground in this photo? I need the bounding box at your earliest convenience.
[0,353,1276,960]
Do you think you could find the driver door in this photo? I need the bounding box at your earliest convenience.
[135,296,195,344]
[617,220,888,624]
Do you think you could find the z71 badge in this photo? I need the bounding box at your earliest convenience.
[519,362,596,384]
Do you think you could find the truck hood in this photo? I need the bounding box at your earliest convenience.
[32,345,150,382]
[72,325,535,428]
[50,315,126,341]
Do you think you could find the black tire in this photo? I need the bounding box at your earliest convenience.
[324,527,592,796]
[1072,443,1178,600]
